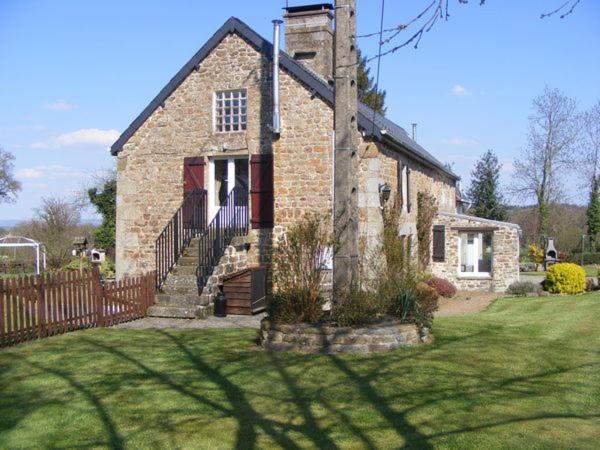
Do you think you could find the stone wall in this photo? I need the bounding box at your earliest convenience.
[357,142,457,264]
[115,30,458,283]
[431,212,520,292]
[261,318,431,353]
[116,33,333,277]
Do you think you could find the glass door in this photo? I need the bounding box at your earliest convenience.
[208,157,249,224]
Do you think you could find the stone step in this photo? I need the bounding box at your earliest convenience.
[170,265,197,276]
[155,293,208,307]
[147,304,214,319]
[147,305,202,319]
[177,256,198,266]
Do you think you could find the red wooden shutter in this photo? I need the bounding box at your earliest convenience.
[250,154,274,229]
[183,157,205,194]
[432,225,445,262]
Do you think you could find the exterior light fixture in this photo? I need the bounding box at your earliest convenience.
[379,182,391,205]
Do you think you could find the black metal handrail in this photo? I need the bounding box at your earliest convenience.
[197,187,249,294]
[155,188,207,290]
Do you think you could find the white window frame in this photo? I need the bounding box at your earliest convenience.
[458,231,493,278]
[207,156,249,220]
[213,89,247,133]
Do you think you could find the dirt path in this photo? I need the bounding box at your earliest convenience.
[435,291,499,317]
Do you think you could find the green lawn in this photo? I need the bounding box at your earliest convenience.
[1,294,599,449]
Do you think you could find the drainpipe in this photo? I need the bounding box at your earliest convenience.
[272,20,282,136]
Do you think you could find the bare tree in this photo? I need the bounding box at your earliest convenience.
[356,1,582,63]
[512,87,580,242]
[14,197,83,268]
[580,101,600,191]
[0,146,21,203]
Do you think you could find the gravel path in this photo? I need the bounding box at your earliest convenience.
[115,292,502,330]
[435,291,499,317]
[114,312,267,329]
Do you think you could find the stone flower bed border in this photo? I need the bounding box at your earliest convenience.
[260,318,431,353]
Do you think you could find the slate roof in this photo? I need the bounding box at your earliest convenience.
[110,17,458,180]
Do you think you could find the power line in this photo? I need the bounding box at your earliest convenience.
[371,0,386,136]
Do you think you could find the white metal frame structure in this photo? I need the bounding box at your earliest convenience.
[0,235,47,275]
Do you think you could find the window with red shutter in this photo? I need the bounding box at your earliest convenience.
[250,154,274,229]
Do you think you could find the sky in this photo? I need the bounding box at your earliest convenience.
[1,0,599,222]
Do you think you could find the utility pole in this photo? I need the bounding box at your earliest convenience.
[333,0,359,299]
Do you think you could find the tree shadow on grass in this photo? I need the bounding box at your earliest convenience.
[24,360,124,450]
[2,325,598,449]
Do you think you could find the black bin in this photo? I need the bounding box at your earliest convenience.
[214,290,227,317]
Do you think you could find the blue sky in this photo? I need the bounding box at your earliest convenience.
[1,0,599,221]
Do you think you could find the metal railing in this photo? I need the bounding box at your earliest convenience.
[197,187,249,295]
[155,189,207,290]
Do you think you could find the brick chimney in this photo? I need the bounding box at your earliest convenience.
[283,3,334,80]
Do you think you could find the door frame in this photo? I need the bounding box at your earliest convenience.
[207,156,249,220]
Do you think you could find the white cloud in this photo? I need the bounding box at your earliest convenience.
[451,84,471,97]
[42,100,77,111]
[441,137,479,146]
[16,168,44,179]
[15,165,86,183]
[30,128,120,150]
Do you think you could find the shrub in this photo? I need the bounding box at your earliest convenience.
[100,259,115,278]
[506,280,540,296]
[331,289,379,327]
[586,278,598,292]
[269,213,331,324]
[528,244,544,270]
[268,287,324,324]
[412,282,439,329]
[543,263,586,294]
[426,277,457,298]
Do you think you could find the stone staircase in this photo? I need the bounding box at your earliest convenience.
[147,235,251,319]
[147,237,213,319]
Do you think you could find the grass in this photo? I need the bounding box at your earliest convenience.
[1,294,599,449]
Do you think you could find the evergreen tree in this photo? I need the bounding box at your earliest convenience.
[88,177,116,250]
[467,150,508,221]
[357,49,386,115]
[587,177,600,245]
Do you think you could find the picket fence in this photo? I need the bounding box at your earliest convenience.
[0,267,155,347]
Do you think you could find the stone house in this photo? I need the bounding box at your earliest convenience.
[111,4,520,317]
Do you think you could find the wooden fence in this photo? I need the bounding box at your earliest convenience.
[0,267,155,347]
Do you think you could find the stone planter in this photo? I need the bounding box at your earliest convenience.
[260,318,431,353]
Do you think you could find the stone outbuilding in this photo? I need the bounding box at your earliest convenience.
[111,4,520,317]
[431,213,521,292]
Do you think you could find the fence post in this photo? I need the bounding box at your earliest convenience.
[92,266,104,328]
[36,273,47,339]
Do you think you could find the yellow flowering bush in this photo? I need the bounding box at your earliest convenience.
[544,263,587,294]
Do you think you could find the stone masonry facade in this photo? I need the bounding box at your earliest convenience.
[114,22,520,297]
[431,212,521,292]
[116,31,458,280]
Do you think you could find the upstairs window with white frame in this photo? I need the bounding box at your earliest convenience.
[215,90,247,132]
[459,231,493,276]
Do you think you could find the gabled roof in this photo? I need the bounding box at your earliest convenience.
[110,17,458,180]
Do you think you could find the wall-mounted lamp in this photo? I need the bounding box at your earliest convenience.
[379,183,391,206]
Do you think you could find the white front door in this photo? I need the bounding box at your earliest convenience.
[207,157,249,221]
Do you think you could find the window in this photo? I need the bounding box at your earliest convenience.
[215,90,247,132]
[459,231,492,276]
